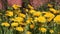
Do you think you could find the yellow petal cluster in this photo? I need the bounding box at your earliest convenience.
[49,8,59,14]
[28,4,34,9]
[54,15,60,24]
[16,27,24,32]
[26,31,32,34]
[49,29,54,33]
[18,13,26,18]
[48,4,53,7]
[1,22,10,27]
[11,22,19,27]
[5,11,13,16]
[39,27,47,33]
[37,16,46,23]
[12,4,20,9]
[14,17,24,22]
[44,12,55,22]
[33,11,42,17]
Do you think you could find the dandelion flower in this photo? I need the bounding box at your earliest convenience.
[39,27,47,33]
[5,11,13,16]
[48,4,53,7]
[49,29,54,33]
[14,17,24,22]
[49,8,59,14]
[44,12,55,22]
[26,31,32,34]
[29,9,36,14]
[54,15,60,24]
[11,22,19,27]
[12,4,20,9]
[16,27,24,32]
[18,13,26,18]
[30,24,35,29]
[1,22,10,27]
[33,11,42,17]
[28,4,34,9]
[37,16,46,23]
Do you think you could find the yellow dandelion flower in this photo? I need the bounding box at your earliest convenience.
[26,31,32,34]
[1,22,10,27]
[34,17,38,22]
[15,10,21,14]
[26,17,32,24]
[16,27,24,32]
[49,8,59,14]
[42,12,47,13]
[18,13,26,18]
[15,17,24,22]
[5,11,13,16]
[49,29,54,33]
[39,27,47,33]
[48,4,53,7]
[29,9,36,14]
[19,22,26,26]
[12,4,20,9]
[44,12,55,22]
[11,22,19,27]
[30,24,35,29]
[37,16,46,23]
[33,11,42,17]
[26,20,31,24]
[28,4,34,9]
[54,15,60,24]
[25,9,29,12]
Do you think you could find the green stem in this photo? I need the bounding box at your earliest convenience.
[10,29,13,34]
[42,32,44,34]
